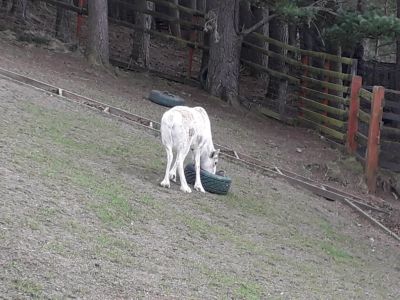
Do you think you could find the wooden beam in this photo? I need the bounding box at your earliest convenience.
[43,0,86,13]
[358,109,371,124]
[299,107,347,129]
[109,19,208,50]
[346,76,362,153]
[242,42,352,81]
[300,96,347,117]
[297,117,346,141]
[356,131,368,146]
[359,88,372,102]
[251,32,355,65]
[382,125,400,139]
[383,112,400,123]
[149,0,204,17]
[300,86,349,105]
[301,76,349,93]
[241,59,300,84]
[365,86,384,194]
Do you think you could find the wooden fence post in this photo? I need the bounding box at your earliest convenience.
[346,75,362,153]
[299,55,309,117]
[187,15,198,79]
[365,85,384,193]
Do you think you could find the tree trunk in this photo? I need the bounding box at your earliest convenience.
[396,0,400,91]
[169,0,181,37]
[199,0,216,75]
[354,0,365,76]
[266,16,288,116]
[288,24,297,58]
[252,6,269,81]
[131,0,154,68]
[86,0,109,66]
[55,0,73,43]
[197,0,206,72]
[10,0,27,20]
[240,2,269,81]
[2,0,9,9]
[108,0,120,19]
[206,0,242,107]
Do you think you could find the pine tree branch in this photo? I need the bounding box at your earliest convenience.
[240,1,336,37]
[240,13,277,37]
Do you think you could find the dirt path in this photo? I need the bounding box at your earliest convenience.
[1,70,400,298]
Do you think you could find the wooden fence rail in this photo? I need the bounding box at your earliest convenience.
[251,32,354,65]
[242,41,352,81]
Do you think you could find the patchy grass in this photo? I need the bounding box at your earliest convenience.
[70,170,137,227]
[237,282,263,300]
[13,279,43,298]
[21,101,164,172]
[1,86,399,299]
[199,266,263,300]
[94,233,137,265]
[26,219,41,231]
[11,101,167,228]
[43,241,67,256]
[320,242,353,262]
[317,220,356,263]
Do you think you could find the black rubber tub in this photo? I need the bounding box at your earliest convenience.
[184,163,232,195]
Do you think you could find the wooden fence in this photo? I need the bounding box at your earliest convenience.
[29,0,400,192]
[380,89,400,172]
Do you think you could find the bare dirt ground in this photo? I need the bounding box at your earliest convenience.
[0,9,399,299]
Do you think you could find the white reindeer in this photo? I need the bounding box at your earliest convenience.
[160,106,220,193]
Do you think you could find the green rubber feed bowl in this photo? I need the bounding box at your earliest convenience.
[184,163,232,195]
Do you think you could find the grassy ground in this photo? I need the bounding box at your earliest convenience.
[0,78,399,299]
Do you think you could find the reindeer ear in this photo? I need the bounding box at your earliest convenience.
[210,149,220,158]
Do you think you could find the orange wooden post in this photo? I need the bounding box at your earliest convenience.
[76,0,85,41]
[365,85,384,193]
[346,75,362,154]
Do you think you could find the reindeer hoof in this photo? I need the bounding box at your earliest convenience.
[194,184,206,193]
[160,180,170,189]
[180,185,192,193]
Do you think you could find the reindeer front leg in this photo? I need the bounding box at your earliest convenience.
[194,149,205,193]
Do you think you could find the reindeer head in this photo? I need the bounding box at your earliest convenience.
[201,149,220,174]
